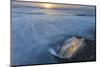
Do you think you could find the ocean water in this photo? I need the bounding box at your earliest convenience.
[11,4,96,65]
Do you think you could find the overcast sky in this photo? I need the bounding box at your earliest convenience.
[12,0,95,10]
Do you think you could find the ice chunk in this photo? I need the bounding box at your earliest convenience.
[48,37,85,59]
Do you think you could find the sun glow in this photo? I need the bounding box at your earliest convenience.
[43,4,52,8]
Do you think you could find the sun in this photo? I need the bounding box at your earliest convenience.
[43,4,52,8]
